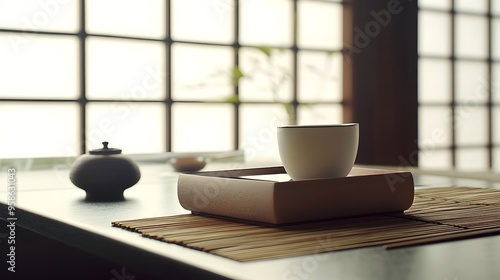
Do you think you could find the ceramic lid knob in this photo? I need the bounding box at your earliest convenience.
[89,141,122,155]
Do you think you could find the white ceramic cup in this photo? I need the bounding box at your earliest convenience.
[277,123,359,180]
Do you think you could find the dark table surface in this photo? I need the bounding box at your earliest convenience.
[1,162,500,280]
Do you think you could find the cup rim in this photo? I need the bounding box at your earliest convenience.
[278,123,358,129]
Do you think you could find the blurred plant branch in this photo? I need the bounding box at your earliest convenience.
[184,46,338,125]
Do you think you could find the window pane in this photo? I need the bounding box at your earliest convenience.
[455,0,488,14]
[418,0,451,10]
[492,19,500,60]
[494,106,500,145]
[455,61,488,104]
[495,148,500,172]
[456,148,489,171]
[86,0,165,39]
[172,0,234,44]
[239,47,293,102]
[0,34,79,99]
[87,37,166,100]
[418,59,451,103]
[0,0,79,32]
[171,44,233,101]
[298,51,342,102]
[0,103,79,158]
[455,15,488,58]
[494,0,500,16]
[493,63,500,103]
[86,102,166,154]
[239,104,287,162]
[418,106,452,148]
[418,11,451,56]
[240,0,293,47]
[298,104,342,125]
[455,105,488,146]
[419,149,452,170]
[297,1,342,49]
[172,103,233,152]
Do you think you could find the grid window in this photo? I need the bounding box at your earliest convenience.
[418,0,497,171]
[0,0,344,160]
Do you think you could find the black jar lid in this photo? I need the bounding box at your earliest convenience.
[89,142,122,155]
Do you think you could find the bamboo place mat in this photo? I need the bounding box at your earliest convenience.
[112,187,500,262]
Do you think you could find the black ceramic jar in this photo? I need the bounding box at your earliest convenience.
[70,142,141,201]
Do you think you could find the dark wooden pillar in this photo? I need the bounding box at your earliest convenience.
[343,0,418,166]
